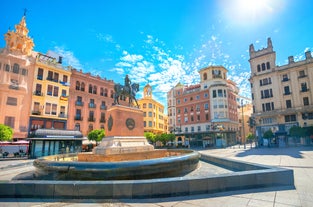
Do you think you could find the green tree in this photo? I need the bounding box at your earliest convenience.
[263,129,273,139]
[168,133,176,145]
[246,133,255,143]
[87,129,105,145]
[289,126,304,138]
[144,132,156,145]
[0,124,13,141]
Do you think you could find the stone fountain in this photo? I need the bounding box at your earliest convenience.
[33,76,200,180]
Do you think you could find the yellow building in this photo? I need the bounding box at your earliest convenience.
[29,52,71,135]
[138,84,168,134]
[238,101,253,145]
[0,15,36,139]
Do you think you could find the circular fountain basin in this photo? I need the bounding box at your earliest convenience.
[33,149,200,180]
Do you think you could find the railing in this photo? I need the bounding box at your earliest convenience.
[100,105,107,110]
[88,117,95,122]
[74,116,83,121]
[100,118,106,123]
[89,103,96,108]
[59,113,67,118]
[33,91,44,96]
[75,101,84,106]
[32,111,41,115]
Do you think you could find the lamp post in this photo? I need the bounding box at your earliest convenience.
[241,99,246,149]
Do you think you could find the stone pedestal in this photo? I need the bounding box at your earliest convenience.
[93,105,154,155]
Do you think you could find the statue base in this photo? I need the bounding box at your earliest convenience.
[93,136,154,155]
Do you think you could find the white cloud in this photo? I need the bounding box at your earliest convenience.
[120,53,143,63]
[54,46,82,69]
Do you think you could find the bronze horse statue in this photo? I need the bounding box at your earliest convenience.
[113,82,140,107]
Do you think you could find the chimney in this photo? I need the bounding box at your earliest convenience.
[305,51,312,60]
[58,56,63,64]
[288,56,294,64]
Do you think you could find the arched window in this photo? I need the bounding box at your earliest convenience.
[104,88,108,97]
[110,90,114,98]
[81,82,85,91]
[21,68,27,76]
[261,63,266,71]
[257,65,261,72]
[76,81,80,90]
[13,63,19,74]
[93,86,97,94]
[266,62,270,69]
[88,84,93,93]
[203,73,207,80]
[100,88,104,96]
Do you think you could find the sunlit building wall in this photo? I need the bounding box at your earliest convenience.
[249,38,313,145]
[0,15,35,139]
[29,52,71,135]
[138,84,168,134]
[167,66,240,148]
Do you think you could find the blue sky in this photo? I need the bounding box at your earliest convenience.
[1,0,313,109]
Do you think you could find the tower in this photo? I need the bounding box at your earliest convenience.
[4,15,34,56]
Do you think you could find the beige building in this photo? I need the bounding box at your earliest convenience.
[138,84,168,134]
[249,38,313,146]
[238,101,253,145]
[0,15,36,139]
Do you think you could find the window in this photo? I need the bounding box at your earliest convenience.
[218,89,223,97]
[184,108,188,113]
[143,103,146,108]
[100,112,105,123]
[51,104,57,115]
[63,75,68,83]
[47,71,53,80]
[260,77,272,86]
[13,63,19,74]
[262,102,274,112]
[257,64,261,72]
[37,68,43,80]
[61,89,67,97]
[93,86,97,94]
[204,103,209,110]
[204,93,208,98]
[284,86,290,95]
[60,106,65,117]
[4,116,15,128]
[149,103,152,108]
[196,95,200,100]
[203,72,207,80]
[148,112,152,117]
[177,109,181,114]
[191,116,194,122]
[88,84,93,93]
[53,73,59,82]
[104,89,108,97]
[47,85,53,96]
[53,86,59,97]
[266,62,270,69]
[45,103,51,114]
[261,89,273,98]
[184,98,187,102]
[196,105,200,111]
[149,121,152,127]
[184,117,188,123]
[5,64,10,72]
[282,74,289,82]
[6,97,17,106]
[301,82,308,92]
[81,83,85,91]
[303,97,309,106]
[299,70,306,78]
[261,63,266,71]
[76,81,80,90]
[285,115,296,122]
[286,100,292,108]
[213,90,216,98]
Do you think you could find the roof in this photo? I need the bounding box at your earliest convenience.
[33,129,83,138]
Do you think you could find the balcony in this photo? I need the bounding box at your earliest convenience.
[32,111,41,115]
[89,103,96,108]
[75,101,84,106]
[283,91,291,95]
[60,95,68,101]
[33,91,44,96]
[301,88,309,92]
[59,81,70,86]
[298,75,307,79]
[282,78,289,82]
[37,75,43,80]
[74,115,83,121]
[100,105,107,110]
[59,113,67,118]
[46,77,58,83]
[100,118,106,123]
[88,117,95,122]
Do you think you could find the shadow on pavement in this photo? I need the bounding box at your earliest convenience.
[235,146,313,158]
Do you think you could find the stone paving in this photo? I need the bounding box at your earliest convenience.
[0,145,313,206]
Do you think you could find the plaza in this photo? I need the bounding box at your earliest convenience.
[1,146,313,206]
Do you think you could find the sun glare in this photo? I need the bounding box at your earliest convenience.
[220,0,283,26]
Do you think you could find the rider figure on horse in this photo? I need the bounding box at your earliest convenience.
[124,75,132,95]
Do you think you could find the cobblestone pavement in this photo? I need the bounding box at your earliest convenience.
[1,146,313,207]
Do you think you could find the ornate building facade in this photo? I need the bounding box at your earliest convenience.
[249,38,313,146]
[0,15,35,139]
[138,84,168,134]
[167,66,240,148]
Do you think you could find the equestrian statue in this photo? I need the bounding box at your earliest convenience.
[113,75,140,107]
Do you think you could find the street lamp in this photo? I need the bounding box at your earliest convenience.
[241,99,246,149]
